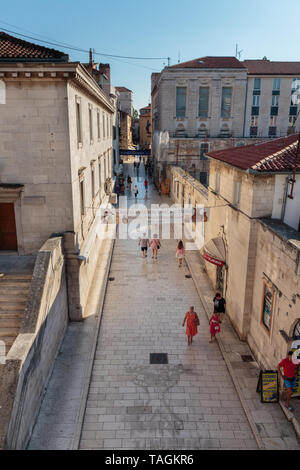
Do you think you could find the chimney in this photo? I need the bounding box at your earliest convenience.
[89,48,93,65]
[99,63,111,96]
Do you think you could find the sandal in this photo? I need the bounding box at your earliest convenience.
[286,405,295,412]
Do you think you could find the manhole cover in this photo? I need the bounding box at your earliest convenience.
[241,355,254,362]
[150,353,168,364]
[185,274,192,279]
[108,277,115,281]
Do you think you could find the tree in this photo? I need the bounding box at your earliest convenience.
[132,108,138,120]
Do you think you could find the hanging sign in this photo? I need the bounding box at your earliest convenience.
[202,251,224,267]
[256,370,279,403]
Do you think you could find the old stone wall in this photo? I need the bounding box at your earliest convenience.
[248,220,300,368]
[0,80,73,254]
[0,236,68,449]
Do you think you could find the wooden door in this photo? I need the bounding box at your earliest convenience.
[0,203,17,250]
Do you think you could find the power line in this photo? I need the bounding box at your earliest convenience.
[0,25,169,61]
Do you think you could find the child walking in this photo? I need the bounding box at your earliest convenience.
[209,312,221,342]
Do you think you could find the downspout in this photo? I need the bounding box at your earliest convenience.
[242,75,249,138]
[280,176,289,221]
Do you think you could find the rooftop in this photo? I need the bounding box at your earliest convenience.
[0,32,69,62]
[206,134,300,172]
[167,56,246,70]
[116,86,132,93]
[244,59,300,75]
[260,218,300,251]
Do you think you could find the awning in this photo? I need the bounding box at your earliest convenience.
[201,237,226,267]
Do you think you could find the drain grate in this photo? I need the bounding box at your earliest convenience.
[150,353,168,364]
[241,354,254,362]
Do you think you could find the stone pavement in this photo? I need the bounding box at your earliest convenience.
[27,162,299,450]
[78,165,258,450]
[185,249,300,450]
[28,232,115,450]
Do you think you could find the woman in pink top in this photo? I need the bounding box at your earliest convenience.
[150,235,161,259]
[176,240,185,267]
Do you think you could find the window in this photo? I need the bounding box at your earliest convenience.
[103,113,106,138]
[215,170,220,193]
[107,114,109,138]
[200,142,209,159]
[89,106,93,142]
[221,87,232,118]
[252,95,260,107]
[98,158,102,189]
[271,95,279,107]
[103,153,106,181]
[79,179,85,215]
[91,165,95,199]
[253,78,261,90]
[176,87,186,117]
[233,181,241,207]
[76,99,82,145]
[198,87,209,117]
[251,116,258,126]
[97,111,100,140]
[270,116,277,126]
[272,78,281,91]
[261,280,274,332]
[200,172,208,186]
[289,116,297,126]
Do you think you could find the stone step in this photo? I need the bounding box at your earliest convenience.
[0,301,27,311]
[0,316,23,328]
[0,282,31,291]
[0,292,29,301]
[0,326,20,337]
[0,274,32,281]
[0,287,31,296]
[0,336,17,354]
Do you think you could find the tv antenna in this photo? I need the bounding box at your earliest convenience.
[235,44,243,60]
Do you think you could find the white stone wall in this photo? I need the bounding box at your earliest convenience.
[244,76,300,138]
[154,68,247,138]
[248,221,300,368]
[0,80,73,254]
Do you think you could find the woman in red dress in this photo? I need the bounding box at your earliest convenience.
[182,306,199,345]
[209,312,221,342]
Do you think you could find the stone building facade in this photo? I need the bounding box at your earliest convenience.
[116,86,133,116]
[152,56,300,185]
[0,33,116,320]
[169,135,300,369]
[139,104,151,149]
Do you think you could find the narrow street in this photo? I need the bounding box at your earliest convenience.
[77,163,257,450]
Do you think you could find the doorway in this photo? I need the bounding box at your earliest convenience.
[0,203,18,251]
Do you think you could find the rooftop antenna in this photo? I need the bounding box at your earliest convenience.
[178,50,181,63]
[235,44,243,60]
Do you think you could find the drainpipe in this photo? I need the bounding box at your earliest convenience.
[242,76,249,138]
[280,176,289,222]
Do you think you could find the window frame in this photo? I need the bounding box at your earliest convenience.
[176,86,187,118]
[198,86,209,118]
[75,96,82,147]
[221,87,232,119]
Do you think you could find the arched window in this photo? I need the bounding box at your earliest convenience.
[293,320,300,339]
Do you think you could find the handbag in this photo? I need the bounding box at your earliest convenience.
[195,314,200,326]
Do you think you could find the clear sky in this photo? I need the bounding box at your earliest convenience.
[1,0,300,111]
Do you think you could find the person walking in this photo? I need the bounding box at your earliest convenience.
[176,240,185,267]
[144,178,148,192]
[209,312,221,342]
[134,185,138,200]
[138,234,149,259]
[182,306,199,346]
[213,292,226,322]
[277,351,300,411]
[127,175,132,190]
[150,235,161,259]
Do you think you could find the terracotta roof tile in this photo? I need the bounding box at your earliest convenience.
[0,32,68,61]
[116,86,132,92]
[244,60,300,75]
[206,135,300,172]
[168,56,246,70]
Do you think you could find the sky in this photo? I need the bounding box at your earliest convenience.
[1,0,300,111]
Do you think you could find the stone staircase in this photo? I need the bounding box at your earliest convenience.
[0,274,32,355]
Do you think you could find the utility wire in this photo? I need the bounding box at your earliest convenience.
[0,25,169,61]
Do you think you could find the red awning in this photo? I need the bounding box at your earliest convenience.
[201,237,226,267]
